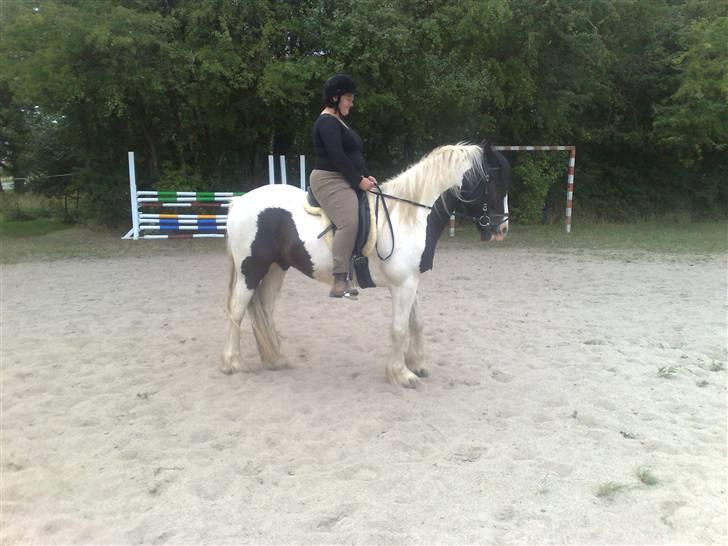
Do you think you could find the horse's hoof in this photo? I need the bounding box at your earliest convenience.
[402,375,420,389]
[387,368,420,388]
[220,364,237,375]
[221,355,242,374]
[413,367,429,378]
[263,356,290,370]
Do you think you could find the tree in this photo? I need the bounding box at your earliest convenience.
[654,13,728,161]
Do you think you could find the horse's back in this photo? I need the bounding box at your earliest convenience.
[229,184,305,217]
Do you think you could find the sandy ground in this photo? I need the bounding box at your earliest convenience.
[1,241,726,545]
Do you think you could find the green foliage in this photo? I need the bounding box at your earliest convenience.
[654,9,728,161]
[511,154,565,224]
[0,0,725,223]
[0,191,68,223]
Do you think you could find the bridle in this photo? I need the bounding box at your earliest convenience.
[368,164,509,260]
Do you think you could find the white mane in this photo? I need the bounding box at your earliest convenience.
[379,143,484,222]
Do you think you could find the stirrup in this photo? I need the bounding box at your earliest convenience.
[330,275,356,299]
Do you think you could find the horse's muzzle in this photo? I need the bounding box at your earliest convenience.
[480,225,508,242]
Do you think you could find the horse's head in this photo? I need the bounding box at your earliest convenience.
[459,145,511,241]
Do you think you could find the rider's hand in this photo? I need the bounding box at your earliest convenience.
[358,177,375,191]
[367,176,378,186]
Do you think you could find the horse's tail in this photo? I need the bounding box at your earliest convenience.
[247,289,281,366]
[225,243,236,315]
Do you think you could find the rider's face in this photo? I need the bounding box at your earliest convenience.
[338,93,354,116]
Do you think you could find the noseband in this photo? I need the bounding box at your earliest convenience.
[478,202,510,229]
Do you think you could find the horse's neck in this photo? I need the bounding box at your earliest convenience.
[381,158,462,207]
[419,191,458,272]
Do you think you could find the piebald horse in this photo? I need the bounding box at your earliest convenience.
[222,143,510,387]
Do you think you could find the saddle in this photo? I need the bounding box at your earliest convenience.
[304,188,377,289]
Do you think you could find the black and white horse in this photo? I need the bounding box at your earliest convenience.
[222,143,510,387]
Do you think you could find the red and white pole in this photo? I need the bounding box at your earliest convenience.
[565,147,575,233]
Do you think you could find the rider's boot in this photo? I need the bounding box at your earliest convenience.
[330,273,351,298]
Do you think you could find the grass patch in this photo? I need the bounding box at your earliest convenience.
[0,225,225,263]
[2,208,726,264]
[595,482,626,499]
[0,218,74,238]
[455,220,728,255]
[657,365,679,379]
[636,467,659,486]
[0,192,69,221]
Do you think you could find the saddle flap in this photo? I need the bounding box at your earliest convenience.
[353,192,370,256]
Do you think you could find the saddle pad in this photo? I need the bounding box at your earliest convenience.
[304,190,377,258]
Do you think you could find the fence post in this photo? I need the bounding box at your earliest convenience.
[279,155,287,185]
[299,155,306,190]
[268,155,275,184]
[565,147,576,233]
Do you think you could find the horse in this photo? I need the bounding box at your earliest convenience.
[222,142,511,387]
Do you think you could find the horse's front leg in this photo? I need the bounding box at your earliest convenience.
[405,298,428,378]
[387,279,420,388]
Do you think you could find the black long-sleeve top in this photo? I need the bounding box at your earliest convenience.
[312,114,370,190]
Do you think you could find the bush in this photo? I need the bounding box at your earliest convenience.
[0,191,66,222]
[511,154,565,224]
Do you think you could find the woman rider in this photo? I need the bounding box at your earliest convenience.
[309,74,377,298]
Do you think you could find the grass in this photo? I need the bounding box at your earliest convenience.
[1,224,225,263]
[635,467,660,486]
[0,219,74,238]
[595,482,626,499]
[455,219,728,255]
[1,206,726,264]
[657,365,679,379]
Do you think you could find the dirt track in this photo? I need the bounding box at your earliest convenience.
[2,244,726,544]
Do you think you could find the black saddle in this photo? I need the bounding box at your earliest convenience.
[308,187,376,289]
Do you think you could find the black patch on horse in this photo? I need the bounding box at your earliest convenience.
[240,208,314,289]
[419,198,450,273]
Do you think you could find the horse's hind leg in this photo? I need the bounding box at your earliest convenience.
[222,257,255,374]
[405,297,428,378]
[386,279,421,388]
[249,264,289,370]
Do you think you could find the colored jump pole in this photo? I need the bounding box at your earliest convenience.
[123,152,245,240]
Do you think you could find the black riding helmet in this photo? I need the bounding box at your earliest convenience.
[323,74,356,107]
